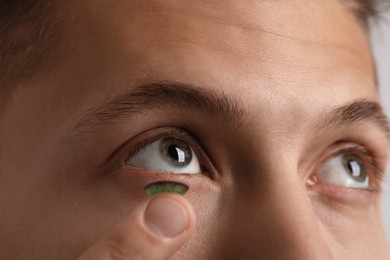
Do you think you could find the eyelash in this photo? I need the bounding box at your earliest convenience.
[115,128,385,194]
[123,127,213,177]
[310,142,385,193]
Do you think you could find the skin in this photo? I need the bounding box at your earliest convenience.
[0,0,389,259]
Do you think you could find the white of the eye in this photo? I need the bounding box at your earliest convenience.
[126,139,201,174]
[317,155,369,188]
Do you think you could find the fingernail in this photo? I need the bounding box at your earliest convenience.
[144,197,190,238]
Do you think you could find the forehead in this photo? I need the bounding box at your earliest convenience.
[57,0,376,105]
[27,0,376,130]
[65,0,374,78]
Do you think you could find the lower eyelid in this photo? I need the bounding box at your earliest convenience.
[308,181,376,208]
[114,165,219,194]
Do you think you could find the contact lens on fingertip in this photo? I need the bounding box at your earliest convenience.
[144,181,189,196]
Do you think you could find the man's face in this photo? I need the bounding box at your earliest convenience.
[0,0,389,259]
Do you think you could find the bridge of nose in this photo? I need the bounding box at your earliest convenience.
[213,171,337,259]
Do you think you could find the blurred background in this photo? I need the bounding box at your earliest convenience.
[371,9,390,245]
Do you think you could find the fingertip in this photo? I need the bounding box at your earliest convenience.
[77,193,196,260]
[143,193,196,239]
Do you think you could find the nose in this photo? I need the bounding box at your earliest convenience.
[214,168,336,259]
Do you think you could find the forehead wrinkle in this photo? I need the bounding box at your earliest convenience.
[64,81,248,142]
[134,3,370,70]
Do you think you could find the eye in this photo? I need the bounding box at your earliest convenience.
[125,137,201,174]
[316,152,369,188]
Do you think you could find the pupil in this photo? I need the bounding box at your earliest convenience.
[168,145,180,161]
[347,164,353,173]
[160,138,192,166]
[347,160,360,177]
[343,154,366,182]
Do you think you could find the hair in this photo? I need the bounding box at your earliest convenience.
[344,0,389,24]
[0,0,387,109]
[0,0,65,109]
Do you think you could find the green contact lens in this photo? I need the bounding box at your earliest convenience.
[144,181,189,196]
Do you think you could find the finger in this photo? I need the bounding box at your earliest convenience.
[78,193,196,260]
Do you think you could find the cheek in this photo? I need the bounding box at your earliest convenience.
[43,169,221,259]
[310,194,387,255]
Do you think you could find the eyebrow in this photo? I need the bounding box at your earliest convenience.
[318,99,390,136]
[66,81,246,141]
[66,81,390,142]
